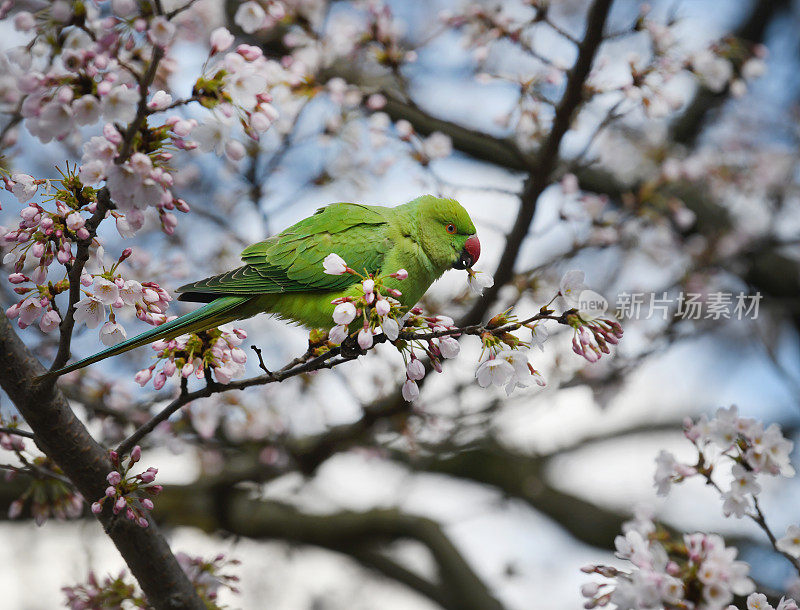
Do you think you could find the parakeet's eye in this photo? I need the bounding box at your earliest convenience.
[445,223,456,234]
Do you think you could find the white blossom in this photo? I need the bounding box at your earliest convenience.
[74,296,105,329]
[559,269,586,306]
[777,525,800,558]
[402,379,419,402]
[323,253,347,275]
[467,271,494,295]
[234,2,267,34]
[10,174,37,203]
[475,358,514,389]
[332,302,357,325]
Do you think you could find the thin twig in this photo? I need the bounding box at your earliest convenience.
[0,426,35,440]
[251,345,271,374]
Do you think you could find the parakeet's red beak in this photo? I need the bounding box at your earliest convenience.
[453,235,481,269]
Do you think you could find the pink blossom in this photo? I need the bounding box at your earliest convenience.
[210,27,235,53]
[148,16,176,48]
[134,368,153,386]
[329,324,348,344]
[39,309,61,333]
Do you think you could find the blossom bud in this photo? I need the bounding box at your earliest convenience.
[375,299,391,317]
[106,471,121,485]
[406,358,425,381]
[362,279,375,294]
[357,328,373,349]
[105,486,116,497]
[91,502,103,514]
[129,445,141,463]
[402,379,419,402]
[8,500,22,519]
[393,269,409,280]
[210,27,234,53]
[138,517,149,528]
[8,273,25,284]
[141,498,154,510]
[134,368,153,386]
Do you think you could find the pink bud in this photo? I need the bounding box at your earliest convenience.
[8,273,25,284]
[106,471,121,485]
[91,502,103,514]
[141,498,154,510]
[138,517,149,528]
[8,500,22,519]
[115,497,127,511]
[393,269,408,280]
[105,486,116,497]
[130,445,141,463]
[134,368,153,386]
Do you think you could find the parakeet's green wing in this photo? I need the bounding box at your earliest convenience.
[176,203,393,301]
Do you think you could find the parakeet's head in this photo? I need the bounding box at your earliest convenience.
[413,195,480,272]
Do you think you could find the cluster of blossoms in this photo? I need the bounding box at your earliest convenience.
[2,169,99,331]
[473,309,547,395]
[581,511,758,609]
[185,32,282,156]
[62,570,141,610]
[7,456,84,526]
[583,408,797,609]
[79,126,190,236]
[321,253,466,401]
[72,247,173,345]
[0,414,26,453]
[175,552,242,605]
[62,552,241,610]
[322,253,408,348]
[655,406,795,518]
[91,446,160,529]
[559,270,624,363]
[135,326,248,388]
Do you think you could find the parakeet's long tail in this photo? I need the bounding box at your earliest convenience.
[37,296,254,382]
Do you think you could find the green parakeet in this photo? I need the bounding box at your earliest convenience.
[46,195,480,378]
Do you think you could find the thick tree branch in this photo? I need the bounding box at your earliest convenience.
[157,488,505,610]
[460,0,614,326]
[0,315,205,609]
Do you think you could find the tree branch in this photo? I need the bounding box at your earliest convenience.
[0,315,205,609]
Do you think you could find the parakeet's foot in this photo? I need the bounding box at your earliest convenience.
[340,335,365,359]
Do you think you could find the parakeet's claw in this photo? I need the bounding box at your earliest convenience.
[340,334,365,359]
[452,234,481,270]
